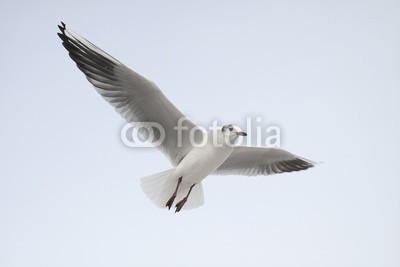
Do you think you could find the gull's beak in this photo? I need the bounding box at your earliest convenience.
[236,131,247,137]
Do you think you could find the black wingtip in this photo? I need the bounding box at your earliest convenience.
[58,21,66,34]
[58,25,64,33]
[57,32,68,42]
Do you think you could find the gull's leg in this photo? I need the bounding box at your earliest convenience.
[166,177,182,210]
[175,183,196,213]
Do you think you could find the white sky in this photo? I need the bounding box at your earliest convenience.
[1,1,399,266]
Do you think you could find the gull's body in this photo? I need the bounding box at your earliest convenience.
[58,22,317,212]
[141,128,240,211]
[174,132,234,185]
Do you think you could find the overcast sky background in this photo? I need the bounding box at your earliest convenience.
[1,1,399,266]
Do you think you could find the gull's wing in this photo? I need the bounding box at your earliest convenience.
[57,22,198,166]
[213,146,316,176]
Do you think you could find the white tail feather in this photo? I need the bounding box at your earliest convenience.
[140,168,204,211]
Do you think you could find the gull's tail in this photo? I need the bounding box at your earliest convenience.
[140,168,204,211]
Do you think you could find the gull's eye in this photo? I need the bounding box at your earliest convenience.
[229,126,234,131]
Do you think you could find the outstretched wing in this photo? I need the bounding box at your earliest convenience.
[214,146,316,176]
[57,22,199,166]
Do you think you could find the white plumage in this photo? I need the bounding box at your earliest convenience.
[58,22,317,212]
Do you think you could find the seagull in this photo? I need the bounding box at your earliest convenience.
[57,22,317,212]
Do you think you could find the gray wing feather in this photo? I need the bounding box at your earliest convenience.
[214,146,316,176]
[58,22,198,165]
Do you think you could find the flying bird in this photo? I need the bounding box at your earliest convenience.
[57,22,317,212]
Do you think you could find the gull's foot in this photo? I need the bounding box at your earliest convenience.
[166,177,183,210]
[166,195,176,210]
[175,197,188,213]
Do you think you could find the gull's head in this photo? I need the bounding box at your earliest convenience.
[221,124,247,145]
